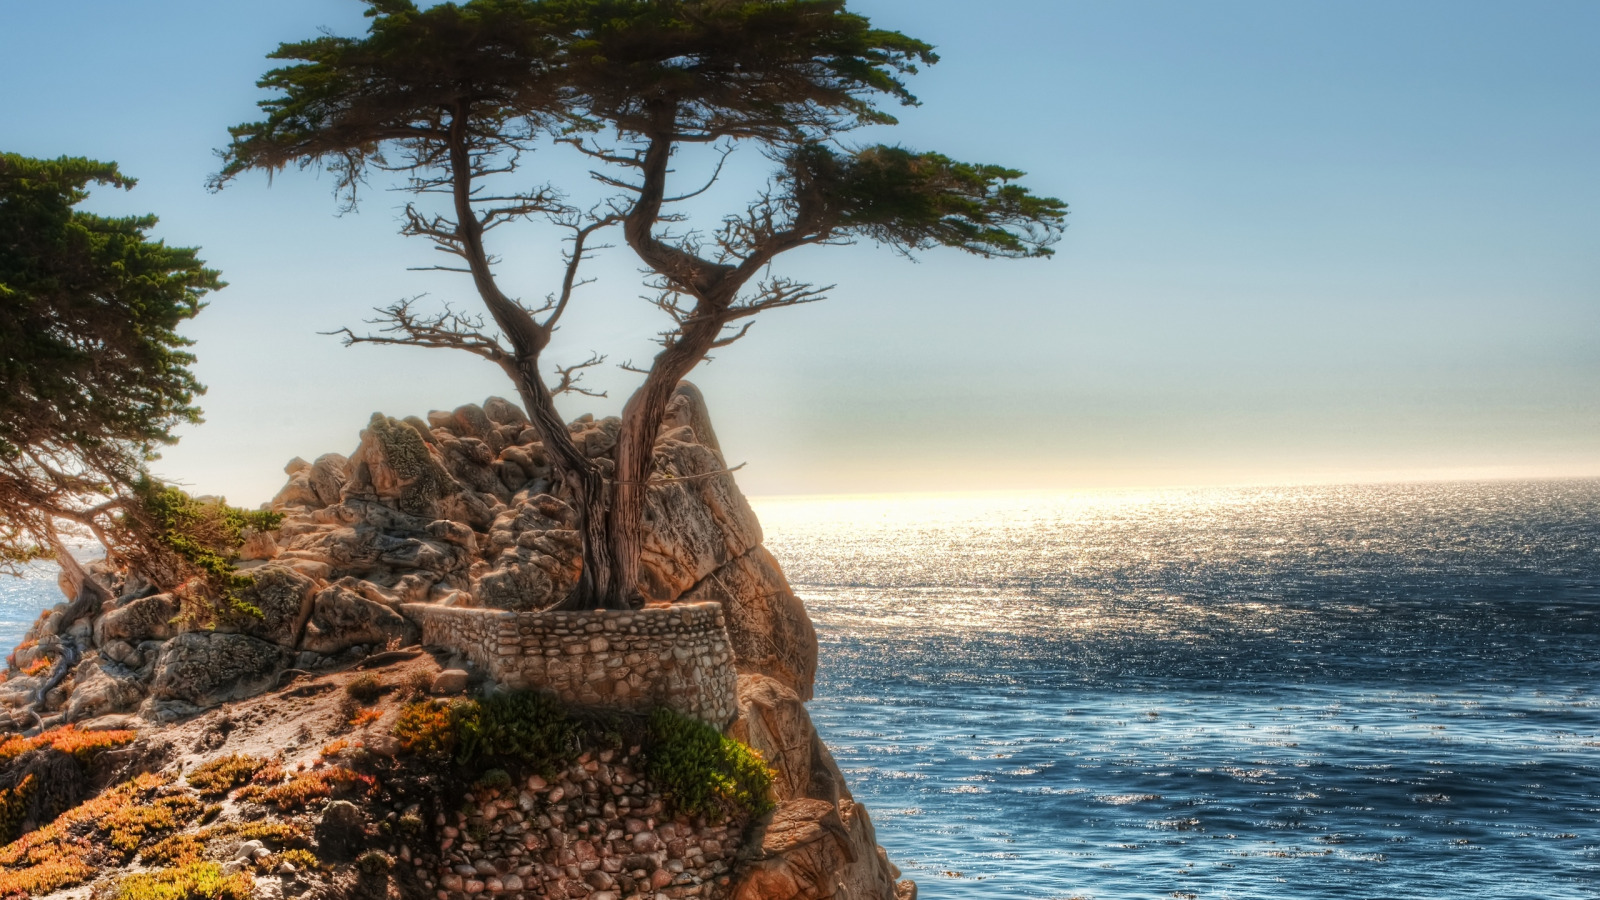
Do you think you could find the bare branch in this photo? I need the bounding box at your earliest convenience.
[727,278,831,319]
[708,321,754,349]
[326,296,509,363]
[550,352,609,398]
[557,137,646,168]
[545,212,624,329]
[589,170,646,194]
[662,142,736,204]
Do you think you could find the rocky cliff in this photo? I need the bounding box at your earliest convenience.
[0,386,914,900]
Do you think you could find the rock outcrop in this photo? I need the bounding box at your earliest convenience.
[1,385,912,900]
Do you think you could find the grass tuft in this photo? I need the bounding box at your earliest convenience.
[0,725,135,767]
[103,862,254,900]
[235,767,375,812]
[185,755,268,797]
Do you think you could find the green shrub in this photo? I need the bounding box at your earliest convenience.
[128,478,282,624]
[643,707,775,821]
[396,692,581,774]
[391,692,773,821]
[394,700,455,759]
[450,691,581,773]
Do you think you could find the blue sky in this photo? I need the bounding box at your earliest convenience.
[3,0,1596,501]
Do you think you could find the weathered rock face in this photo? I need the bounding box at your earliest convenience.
[638,438,765,605]
[728,676,907,900]
[685,546,819,700]
[148,632,293,709]
[62,657,145,722]
[94,592,182,646]
[230,564,317,646]
[298,585,418,656]
[344,412,458,518]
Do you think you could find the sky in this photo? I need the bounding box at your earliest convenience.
[2,0,1597,504]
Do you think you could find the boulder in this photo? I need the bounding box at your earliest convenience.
[684,546,818,699]
[729,675,909,900]
[149,632,293,708]
[271,457,321,510]
[308,453,350,507]
[95,593,182,646]
[728,675,839,804]
[474,550,559,611]
[374,533,468,574]
[660,381,725,463]
[236,527,280,562]
[482,396,529,428]
[0,676,44,710]
[78,713,140,732]
[231,565,317,647]
[299,586,418,656]
[431,669,469,695]
[451,403,496,442]
[729,798,905,900]
[730,799,862,900]
[343,413,457,518]
[63,659,145,722]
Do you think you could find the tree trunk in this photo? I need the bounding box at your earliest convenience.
[604,325,722,608]
[502,358,617,610]
[442,117,616,611]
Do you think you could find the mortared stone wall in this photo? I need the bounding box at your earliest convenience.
[401,602,737,727]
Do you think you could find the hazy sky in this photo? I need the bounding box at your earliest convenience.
[3,0,1597,503]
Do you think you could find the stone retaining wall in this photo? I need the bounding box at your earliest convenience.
[400,602,737,727]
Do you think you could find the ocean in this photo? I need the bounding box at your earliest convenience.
[753,480,1600,900]
[3,479,1597,899]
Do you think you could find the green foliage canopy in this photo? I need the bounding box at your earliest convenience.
[215,0,573,202]
[0,153,222,575]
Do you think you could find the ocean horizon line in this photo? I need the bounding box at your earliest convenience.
[747,468,1600,504]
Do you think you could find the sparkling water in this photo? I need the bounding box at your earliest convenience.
[754,480,1600,900]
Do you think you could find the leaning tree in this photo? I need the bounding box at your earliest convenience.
[0,153,225,600]
[219,0,1067,610]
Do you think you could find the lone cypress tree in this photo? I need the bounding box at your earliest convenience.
[219,0,1066,610]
